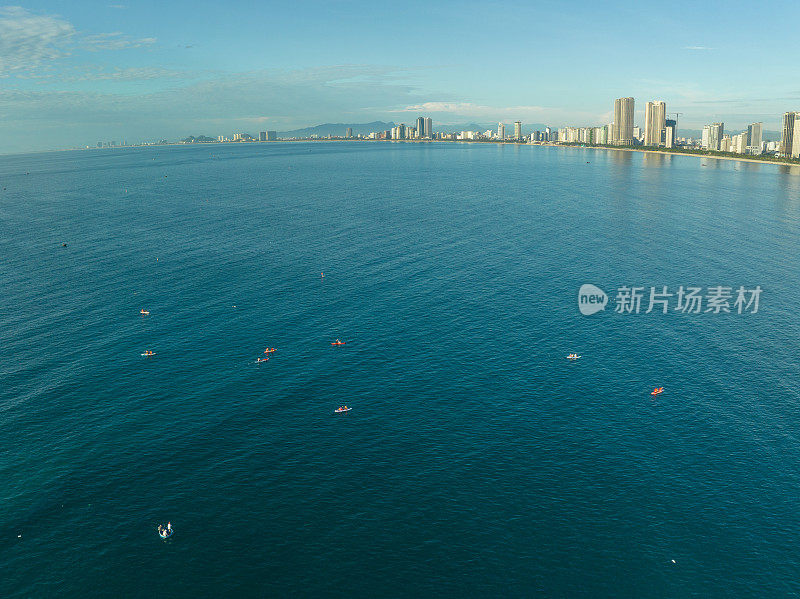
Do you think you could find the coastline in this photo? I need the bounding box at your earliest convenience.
[9,138,800,171]
[553,143,800,168]
[394,138,800,168]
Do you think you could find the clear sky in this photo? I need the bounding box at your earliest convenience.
[2,0,800,153]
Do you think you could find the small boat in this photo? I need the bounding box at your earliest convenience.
[650,387,664,396]
[331,339,346,346]
[263,348,276,354]
[334,406,352,413]
[141,350,156,356]
[256,357,270,363]
[157,523,173,539]
[140,309,150,315]
[566,353,581,360]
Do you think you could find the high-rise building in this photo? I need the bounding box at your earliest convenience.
[514,121,522,140]
[702,123,724,150]
[266,131,277,141]
[545,126,551,142]
[793,117,800,158]
[613,97,634,145]
[259,131,267,141]
[664,119,677,148]
[424,117,432,138]
[710,123,724,151]
[498,122,505,140]
[345,127,353,138]
[746,122,762,149]
[780,112,797,156]
[416,117,425,138]
[732,132,748,154]
[644,101,666,146]
[601,125,611,144]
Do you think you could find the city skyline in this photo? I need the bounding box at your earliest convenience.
[2,1,800,154]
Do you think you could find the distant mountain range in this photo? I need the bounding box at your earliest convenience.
[181,135,217,143]
[277,121,552,137]
[439,123,549,134]
[278,122,395,138]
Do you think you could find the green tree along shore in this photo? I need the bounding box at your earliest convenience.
[555,141,800,165]
[384,138,800,167]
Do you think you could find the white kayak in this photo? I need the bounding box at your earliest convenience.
[141,353,156,357]
[334,407,352,413]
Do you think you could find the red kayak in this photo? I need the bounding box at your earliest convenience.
[331,339,346,346]
[650,387,664,396]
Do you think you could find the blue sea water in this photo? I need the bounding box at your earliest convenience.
[1,141,800,597]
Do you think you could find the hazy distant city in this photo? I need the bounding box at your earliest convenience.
[91,96,800,163]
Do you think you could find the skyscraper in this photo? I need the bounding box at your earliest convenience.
[793,117,800,158]
[780,112,796,156]
[613,97,634,145]
[346,127,353,138]
[259,131,267,141]
[644,101,666,146]
[498,122,505,140]
[704,122,724,150]
[514,121,522,140]
[266,131,277,141]
[424,117,432,138]
[732,132,748,154]
[664,119,677,148]
[746,122,762,149]
[712,123,724,150]
[416,117,425,138]
[701,126,710,149]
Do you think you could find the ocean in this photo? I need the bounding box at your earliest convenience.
[2,141,800,597]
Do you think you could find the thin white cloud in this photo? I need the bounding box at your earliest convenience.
[0,66,419,127]
[60,65,194,82]
[386,101,603,126]
[82,32,156,51]
[683,46,713,51]
[0,6,157,77]
[393,101,547,117]
[0,6,75,76]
